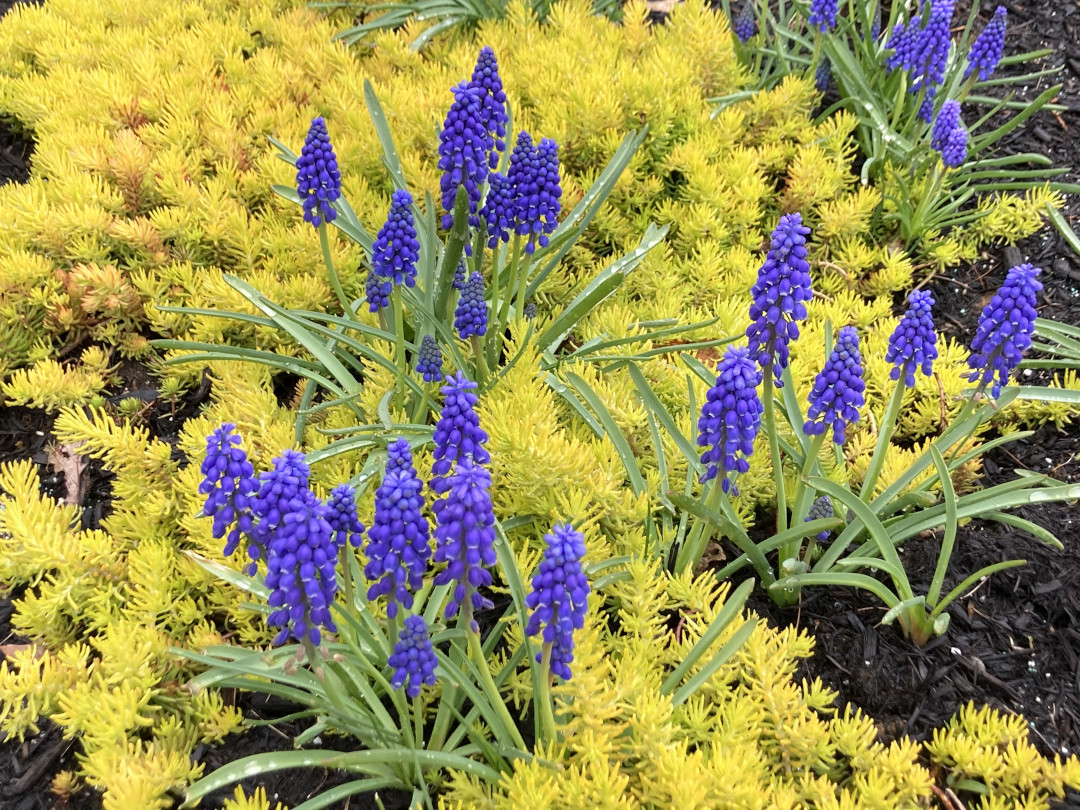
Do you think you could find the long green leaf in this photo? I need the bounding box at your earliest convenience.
[563,371,646,494]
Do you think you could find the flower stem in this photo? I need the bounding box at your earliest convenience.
[675,478,725,574]
[762,373,788,535]
[412,696,425,751]
[470,335,489,385]
[392,287,408,413]
[319,224,358,323]
[785,431,828,565]
[512,245,532,322]
[536,642,558,745]
[464,604,526,751]
[411,383,431,425]
[859,378,908,501]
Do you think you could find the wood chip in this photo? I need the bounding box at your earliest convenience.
[47,441,88,506]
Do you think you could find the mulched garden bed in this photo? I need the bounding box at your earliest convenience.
[2,0,1080,806]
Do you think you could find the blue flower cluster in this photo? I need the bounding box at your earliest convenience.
[481,132,563,253]
[697,344,764,493]
[805,495,834,543]
[364,439,431,619]
[930,100,967,168]
[200,424,257,558]
[885,0,955,120]
[746,213,814,385]
[249,449,314,575]
[886,290,939,388]
[967,263,1042,397]
[808,0,837,32]
[452,259,467,290]
[388,615,438,698]
[432,459,498,619]
[965,6,1007,80]
[804,326,865,445]
[326,484,365,550]
[470,46,509,168]
[438,82,492,232]
[416,335,444,383]
[431,371,491,482]
[372,189,420,289]
[366,266,391,314]
[733,2,756,42]
[815,58,832,93]
[295,117,341,228]
[525,524,590,682]
[480,170,516,248]
[454,270,488,339]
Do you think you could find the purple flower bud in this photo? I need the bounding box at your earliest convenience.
[805,495,834,543]
[697,344,764,494]
[373,189,420,289]
[886,290,939,388]
[525,524,590,681]
[733,2,756,41]
[389,615,438,698]
[965,6,1006,81]
[804,325,865,444]
[454,270,488,339]
[966,264,1041,397]
[815,58,832,93]
[295,117,341,228]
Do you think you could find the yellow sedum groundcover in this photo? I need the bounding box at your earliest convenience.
[0,0,1078,807]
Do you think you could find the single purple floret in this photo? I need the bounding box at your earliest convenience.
[804,325,866,445]
[886,290,939,388]
[697,344,764,494]
[966,263,1042,398]
[525,523,590,682]
[388,615,438,698]
[745,213,814,386]
[295,117,341,228]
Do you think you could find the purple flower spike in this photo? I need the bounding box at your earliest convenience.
[469,47,509,168]
[200,423,257,559]
[373,189,420,289]
[931,100,968,167]
[745,213,814,385]
[808,0,837,32]
[295,117,341,228]
[416,335,444,383]
[454,270,488,339]
[697,344,764,494]
[438,82,493,232]
[804,325,865,444]
[733,2,756,41]
[886,290,939,388]
[966,264,1042,397]
[248,449,312,575]
[366,266,391,314]
[815,58,832,92]
[805,495,834,543]
[432,458,497,620]
[431,371,490,483]
[525,524,590,681]
[260,464,339,647]
[326,484,366,550]
[389,615,438,698]
[965,6,1006,81]
[480,171,515,248]
[452,259,467,290]
[886,0,955,110]
[365,438,431,619]
[516,137,562,254]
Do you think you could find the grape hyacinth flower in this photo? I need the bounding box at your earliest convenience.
[366,266,391,314]
[454,270,488,339]
[931,100,968,167]
[697,344,764,493]
[431,371,490,481]
[480,170,515,248]
[200,423,257,559]
[515,137,562,254]
[808,0,837,32]
[965,6,1006,81]
[432,458,497,619]
[365,439,431,619]
[438,82,493,231]
[745,213,814,385]
[373,189,420,289]
[886,290,939,388]
[389,615,438,698]
[295,117,341,228]
[966,263,1042,397]
[416,335,444,383]
[247,450,313,576]
[525,524,590,682]
[325,484,365,550]
[469,46,509,169]
[804,325,866,444]
[815,58,832,93]
[804,496,834,543]
[733,2,756,42]
[524,301,537,320]
[886,0,955,119]
[263,481,339,647]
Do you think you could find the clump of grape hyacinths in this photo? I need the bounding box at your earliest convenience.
[733,2,756,42]
[525,524,590,682]
[295,117,341,228]
[373,189,420,289]
[965,6,1006,80]
[966,263,1042,397]
[886,290,939,388]
[808,0,837,32]
[455,270,488,339]
[804,326,866,445]
[931,100,968,168]
[432,458,497,620]
[388,615,438,698]
[415,335,443,383]
[746,213,814,385]
[805,496,834,543]
[325,484,365,550]
[697,344,764,494]
[200,424,257,559]
[365,439,431,619]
